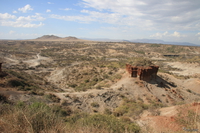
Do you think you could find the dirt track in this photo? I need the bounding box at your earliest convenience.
[23,53,51,67]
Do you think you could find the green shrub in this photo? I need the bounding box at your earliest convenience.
[66,113,140,133]
[7,79,26,87]
[68,83,77,88]
[91,102,100,107]
[103,74,109,79]
[166,45,176,53]
[45,94,61,102]
[114,99,157,118]
[150,44,161,47]
[84,79,89,83]
[51,105,72,117]
[0,94,9,103]
[187,89,192,93]
[104,108,112,115]
[134,58,154,66]
[96,85,102,89]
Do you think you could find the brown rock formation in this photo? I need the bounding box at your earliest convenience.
[126,64,159,81]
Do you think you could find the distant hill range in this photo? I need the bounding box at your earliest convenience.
[32,35,198,46]
[129,39,198,46]
[36,35,62,40]
[34,35,86,41]
[82,38,198,46]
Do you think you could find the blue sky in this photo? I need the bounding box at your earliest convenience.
[0,0,200,45]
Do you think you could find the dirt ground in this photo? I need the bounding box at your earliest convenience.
[166,62,200,76]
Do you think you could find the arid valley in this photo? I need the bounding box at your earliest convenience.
[1,35,200,133]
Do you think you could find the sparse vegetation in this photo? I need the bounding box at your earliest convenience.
[134,58,154,66]
[45,94,60,102]
[65,113,140,133]
[113,98,165,119]
[90,102,100,107]
[0,100,140,133]
[0,102,66,133]
[175,106,200,132]
[1,39,200,132]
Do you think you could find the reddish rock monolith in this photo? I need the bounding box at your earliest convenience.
[126,64,159,81]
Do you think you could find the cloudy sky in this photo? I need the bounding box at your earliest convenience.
[0,0,200,45]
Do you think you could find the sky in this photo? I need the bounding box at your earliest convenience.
[0,0,200,45]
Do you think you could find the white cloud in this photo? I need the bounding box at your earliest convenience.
[47,0,200,33]
[13,11,17,13]
[46,9,51,13]
[63,8,71,11]
[48,2,54,4]
[80,9,89,13]
[196,32,200,36]
[51,9,139,26]
[0,33,43,39]
[16,13,45,22]
[50,14,95,23]
[9,30,15,34]
[0,13,45,28]
[21,22,44,28]
[32,13,46,21]
[0,13,16,19]
[196,33,200,40]
[150,31,169,38]
[150,31,186,38]
[80,0,200,31]
[2,21,44,28]
[18,4,33,13]
[171,31,181,37]
[59,8,72,11]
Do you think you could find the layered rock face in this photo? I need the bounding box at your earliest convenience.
[126,64,159,81]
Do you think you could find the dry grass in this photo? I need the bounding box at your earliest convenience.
[174,104,200,132]
[0,102,66,133]
[0,99,140,133]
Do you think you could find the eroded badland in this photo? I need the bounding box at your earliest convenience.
[1,36,200,132]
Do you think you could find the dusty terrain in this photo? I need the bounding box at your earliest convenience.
[1,36,200,132]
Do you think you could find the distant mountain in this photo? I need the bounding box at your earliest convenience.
[131,39,165,44]
[36,35,61,40]
[34,35,86,41]
[64,36,78,40]
[83,38,198,46]
[80,38,123,42]
[130,39,198,46]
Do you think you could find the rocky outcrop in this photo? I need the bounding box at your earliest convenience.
[126,64,159,81]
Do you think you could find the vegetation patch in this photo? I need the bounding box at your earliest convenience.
[65,113,140,133]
